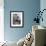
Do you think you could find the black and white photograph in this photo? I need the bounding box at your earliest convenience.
[10,11,24,28]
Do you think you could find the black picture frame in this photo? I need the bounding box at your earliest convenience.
[10,11,24,28]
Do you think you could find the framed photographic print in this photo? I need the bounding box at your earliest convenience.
[10,11,24,28]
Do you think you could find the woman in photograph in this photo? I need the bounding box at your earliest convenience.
[13,14,21,25]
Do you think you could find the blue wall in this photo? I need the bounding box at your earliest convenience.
[40,0,46,27]
[4,0,40,42]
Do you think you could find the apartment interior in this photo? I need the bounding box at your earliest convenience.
[0,0,46,46]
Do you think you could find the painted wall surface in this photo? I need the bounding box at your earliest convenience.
[4,0,40,42]
[40,0,46,27]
